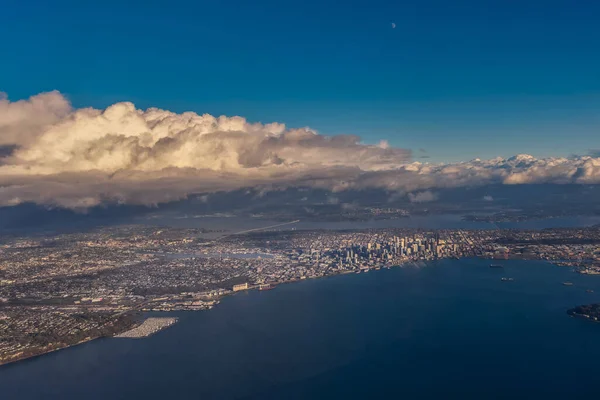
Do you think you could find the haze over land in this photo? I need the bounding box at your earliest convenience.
[1,91,599,211]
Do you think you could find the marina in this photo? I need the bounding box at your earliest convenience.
[114,317,178,338]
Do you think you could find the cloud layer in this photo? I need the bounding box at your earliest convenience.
[1,91,599,209]
[408,191,438,203]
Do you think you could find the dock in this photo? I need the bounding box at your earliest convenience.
[114,317,178,338]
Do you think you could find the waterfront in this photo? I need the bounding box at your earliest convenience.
[1,259,600,399]
[5,224,600,364]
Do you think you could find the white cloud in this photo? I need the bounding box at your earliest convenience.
[0,91,600,209]
[408,191,438,203]
[0,91,72,146]
[2,93,409,176]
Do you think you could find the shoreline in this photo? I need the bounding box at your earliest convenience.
[0,263,405,367]
[0,316,142,368]
[568,312,600,322]
[0,257,583,367]
[0,336,104,368]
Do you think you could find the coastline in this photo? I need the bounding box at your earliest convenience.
[0,316,141,367]
[0,257,586,367]
[567,312,600,322]
[1,336,104,367]
[0,264,403,366]
[4,257,600,400]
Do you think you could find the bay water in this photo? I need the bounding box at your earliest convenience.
[1,259,600,399]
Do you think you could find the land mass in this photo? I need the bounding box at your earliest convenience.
[0,312,136,365]
[567,304,600,322]
[2,224,600,365]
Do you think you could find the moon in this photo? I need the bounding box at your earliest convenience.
[391,22,396,29]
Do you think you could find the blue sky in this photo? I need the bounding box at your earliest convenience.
[1,0,599,162]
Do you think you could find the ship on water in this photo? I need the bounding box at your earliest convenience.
[259,284,275,291]
[489,264,503,268]
[563,282,574,286]
[501,277,514,282]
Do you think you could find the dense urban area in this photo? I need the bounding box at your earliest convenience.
[1,224,600,364]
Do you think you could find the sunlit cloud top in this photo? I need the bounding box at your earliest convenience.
[1,91,599,210]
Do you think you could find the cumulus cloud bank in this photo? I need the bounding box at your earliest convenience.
[408,191,438,203]
[1,91,599,209]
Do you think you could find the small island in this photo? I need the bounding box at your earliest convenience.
[567,304,600,322]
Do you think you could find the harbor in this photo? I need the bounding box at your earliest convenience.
[114,317,178,338]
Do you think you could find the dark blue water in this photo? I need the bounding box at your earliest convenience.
[2,259,600,399]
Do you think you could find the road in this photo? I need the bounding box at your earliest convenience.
[229,220,300,235]
[203,219,301,244]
